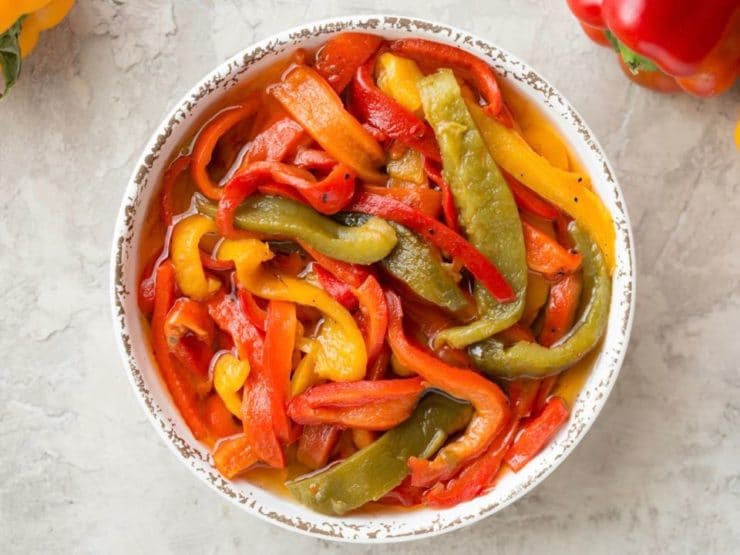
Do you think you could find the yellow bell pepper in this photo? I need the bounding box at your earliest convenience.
[218,239,367,382]
[464,96,616,271]
[374,52,424,114]
[0,0,50,35]
[521,124,570,171]
[170,214,221,300]
[18,0,74,57]
[213,353,250,418]
[290,339,320,397]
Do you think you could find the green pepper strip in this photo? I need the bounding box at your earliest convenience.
[338,213,470,313]
[196,195,397,265]
[418,70,527,349]
[469,222,611,378]
[285,393,471,516]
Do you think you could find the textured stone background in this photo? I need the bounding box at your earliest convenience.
[1,1,738,553]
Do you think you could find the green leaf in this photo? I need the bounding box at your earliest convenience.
[0,17,23,99]
[604,30,658,74]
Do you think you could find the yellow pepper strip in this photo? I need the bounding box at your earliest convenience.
[0,0,50,35]
[290,339,320,397]
[218,239,367,382]
[18,0,74,57]
[521,123,570,170]
[213,352,250,418]
[375,52,425,114]
[464,96,616,271]
[549,347,600,408]
[170,214,221,300]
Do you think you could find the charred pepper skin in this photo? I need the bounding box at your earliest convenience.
[285,393,472,516]
[418,69,527,349]
[469,222,611,379]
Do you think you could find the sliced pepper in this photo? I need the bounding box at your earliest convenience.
[290,338,320,397]
[504,397,569,471]
[424,159,461,233]
[296,424,341,470]
[163,298,215,377]
[386,291,510,486]
[314,32,383,93]
[504,172,560,220]
[160,155,192,226]
[269,64,386,183]
[469,222,611,378]
[313,263,358,311]
[353,274,388,367]
[539,272,583,347]
[362,185,441,218]
[263,300,297,442]
[237,116,305,171]
[213,352,250,418]
[213,434,258,479]
[349,192,516,303]
[417,70,527,348]
[464,96,616,270]
[170,214,221,301]
[218,239,367,382]
[390,38,510,126]
[351,59,441,162]
[287,378,425,430]
[197,195,397,265]
[286,393,472,515]
[203,393,241,439]
[375,52,425,114]
[523,220,583,278]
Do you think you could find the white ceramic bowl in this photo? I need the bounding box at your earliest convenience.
[110,14,635,543]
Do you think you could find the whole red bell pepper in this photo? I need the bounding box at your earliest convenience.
[567,0,739,96]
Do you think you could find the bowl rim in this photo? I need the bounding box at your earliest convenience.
[110,13,636,543]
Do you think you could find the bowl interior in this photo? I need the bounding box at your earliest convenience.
[111,15,634,543]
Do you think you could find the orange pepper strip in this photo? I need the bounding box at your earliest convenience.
[523,220,582,278]
[538,273,583,347]
[362,185,442,218]
[296,424,342,470]
[504,397,569,472]
[163,298,216,378]
[161,155,192,226]
[354,275,389,367]
[191,97,261,200]
[385,291,510,486]
[151,262,210,440]
[237,288,267,331]
[263,300,297,443]
[204,393,241,439]
[268,65,386,183]
[213,434,258,479]
[298,242,369,288]
[314,32,383,94]
[237,116,305,172]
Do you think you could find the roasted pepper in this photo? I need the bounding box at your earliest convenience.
[0,0,74,97]
[417,69,527,348]
[286,393,472,515]
[375,52,425,115]
[237,117,305,171]
[269,64,386,182]
[213,352,250,418]
[197,195,397,265]
[218,239,367,382]
[465,96,616,270]
[386,291,510,487]
[163,297,215,378]
[504,396,569,471]
[469,222,611,378]
[314,32,383,93]
[170,214,222,301]
[567,0,739,96]
[262,299,297,442]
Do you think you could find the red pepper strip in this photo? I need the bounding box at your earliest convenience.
[504,397,569,472]
[533,375,557,415]
[385,291,510,486]
[422,415,517,508]
[351,59,441,162]
[367,344,391,381]
[362,123,388,142]
[424,159,460,233]
[362,185,441,218]
[379,476,426,507]
[522,220,582,278]
[504,173,559,220]
[554,214,573,248]
[314,263,359,311]
[191,97,260,200]
[263,300,297,443]
[204,393,241,439]
[163,298,215,378]
[538,272,583,347]
[237,288,267,331]
[213,434,258,479]
[390,38,511,127]
[238,116,305,172]
[314,32,383,93]
[297,424,342,470]
[161,155,192,226]
[508,379,540,420]
[207,293,284,467]
[217,161,356,236]
[257,182,304,202]
[288,378,425,431]
[354,274,388,367]
[269,65,386,183]
[351,193,516,303]
[298,241,369,288]
[151,262,210,440]
[290,147,336,172]
[199,251,234,272]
